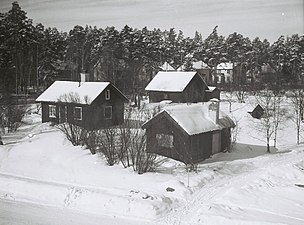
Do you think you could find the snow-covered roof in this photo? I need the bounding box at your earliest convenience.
[36,81,110,104]
[192,61,209,69]
[164,104,220,135]
[145,71,197,92]
[160,62,175,71]
[143,103,234,135]
[217,62,233,70]
[206,86,217,92]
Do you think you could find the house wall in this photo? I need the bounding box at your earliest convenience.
[205,89,220,101]
[212,131,221,154]
[221,128,232,151]
[41,102,90,127]
[190,132,213,163]
[88,84,125,129]
[145,114,191,163]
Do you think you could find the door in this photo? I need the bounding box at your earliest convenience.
[212,131,221,154]
[59,105,67,123]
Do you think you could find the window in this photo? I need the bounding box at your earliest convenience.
[104,106,112,119]
[49,105,57,118]
[156,134,174,148]
[105,89,110,100]
[74,107,82,120]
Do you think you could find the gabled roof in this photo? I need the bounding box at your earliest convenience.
[217,62,233,70]
[145,71,198,92]
[160,62,175,71]
[36,81,128,104]
[192,61,209,69]
[205,86,218,92]
[142,103,235,136]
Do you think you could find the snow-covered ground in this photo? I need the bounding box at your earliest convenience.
[0,96,304,225]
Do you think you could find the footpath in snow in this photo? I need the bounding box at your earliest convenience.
[0,100,304,225]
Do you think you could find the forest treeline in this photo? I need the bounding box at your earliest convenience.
[0,2,303,96]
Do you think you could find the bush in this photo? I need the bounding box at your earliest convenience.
[6,105,27,132]
[58,123,87,146]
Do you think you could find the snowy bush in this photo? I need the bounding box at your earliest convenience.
[6,105,28,132]
[58,123,87,146]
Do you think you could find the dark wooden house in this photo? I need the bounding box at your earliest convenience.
[36,81,128,130]
[142,103,235,164]
[145,71,211,103]
[205,86,220,100]
[249,104,264,119]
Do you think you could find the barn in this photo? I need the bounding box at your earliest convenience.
[142,103,235,164]
[36,81,128,130]
[145,71,212,103]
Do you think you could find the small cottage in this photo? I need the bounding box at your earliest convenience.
[205,86,220,100]
[249,104,264,119]
[145,71,210,103]
[142,103,235,164]
[36,81,128,130]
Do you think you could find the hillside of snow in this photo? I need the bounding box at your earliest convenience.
[0,95,304,225]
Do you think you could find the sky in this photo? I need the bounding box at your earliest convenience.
[0,0,303,43]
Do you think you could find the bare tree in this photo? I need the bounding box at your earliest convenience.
[57,92,90,146]
[290,89,304,144]
[255,89,286,152]
[97,128,119,166]
[230,115,241,151]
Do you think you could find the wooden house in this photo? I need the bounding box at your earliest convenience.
[145,71,212,103]
[205,86,220,100]
[216,62,233,84]
[36,81,128,130]
[142,103,235,164]
[159,62,175,71]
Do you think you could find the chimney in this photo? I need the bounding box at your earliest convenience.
[209,98,220,124]
[79,72,87,87]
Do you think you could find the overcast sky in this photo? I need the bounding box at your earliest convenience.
[0,0,303,43]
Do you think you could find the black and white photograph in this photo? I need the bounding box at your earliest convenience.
[0,0,303,224]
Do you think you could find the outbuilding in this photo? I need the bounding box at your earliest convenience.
[142,103,235,164]
[249,104,264,119]
[36,81,128,130]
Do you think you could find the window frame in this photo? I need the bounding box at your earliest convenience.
[104,106,112,120]
[49,105,57,118]
[74,106,83,121]
[105,89,111,100]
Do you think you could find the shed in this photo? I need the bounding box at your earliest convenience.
[36,81,128,130]
[249,104,264,119]
[205,86,220,100]
[142,103,235,164]
[145,71,209,103]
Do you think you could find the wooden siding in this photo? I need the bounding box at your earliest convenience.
[145,113,190,163]
[190,132,213,163]
[205,89,220,101]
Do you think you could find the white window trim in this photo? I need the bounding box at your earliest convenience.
[49,105,57,118]
[105,89,111,100]
[74,106,83,121]
[104,106,112,119]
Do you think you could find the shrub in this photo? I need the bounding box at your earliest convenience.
[58,123,87,146]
